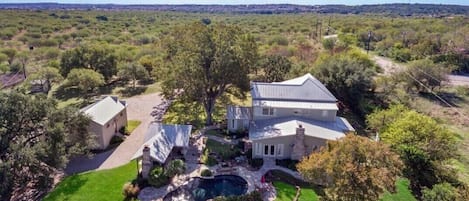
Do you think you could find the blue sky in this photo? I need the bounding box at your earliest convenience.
[2,0,469,6]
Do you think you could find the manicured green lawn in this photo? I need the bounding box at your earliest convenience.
[273,181,318,201]
[272,174,414,201]
[381,178,416,201]
[44,161,137,201]
[126,120,141,133]
[299,187,318,201]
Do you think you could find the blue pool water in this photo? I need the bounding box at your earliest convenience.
[192,175,248,200]
[164,175,248,201]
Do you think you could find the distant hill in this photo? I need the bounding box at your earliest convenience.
[0,3,468,16]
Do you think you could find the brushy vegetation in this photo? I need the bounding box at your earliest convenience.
[1,8,469,200]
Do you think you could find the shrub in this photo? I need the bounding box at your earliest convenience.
[269,35,289,46]
[147,166,169,188]
[201,169,212,177]
[119,126,130,135]
[276,159,299,171]
[110,135,124,145]
[248,158,263,169]
[213,190,262,201]
[165,159,185,178]
[422,183,457,201]
[207,156,218,166]
[201,148,218,166]
[122,182,140,199]
[456,86,469,96]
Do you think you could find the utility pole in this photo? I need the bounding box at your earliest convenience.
[366,31,372,54]
[318,21,322,39]
[402,31,407,48]
[315,17,319,41]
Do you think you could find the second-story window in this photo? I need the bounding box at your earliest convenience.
[262,107,274,116]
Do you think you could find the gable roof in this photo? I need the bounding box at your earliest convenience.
[132,123,192,163]
[80,96,127,126]
[251,73,337,103]
[226,105,252,120]
[249,116,354,141]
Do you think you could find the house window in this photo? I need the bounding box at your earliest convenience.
[262,108,274,116]
[277,144,284,157]
[231,119,235,129]
[270,145,275,155]
[264,145,269,155]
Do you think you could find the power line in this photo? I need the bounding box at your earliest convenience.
[402,69,469,122]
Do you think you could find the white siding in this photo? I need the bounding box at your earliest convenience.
[253,106,337,122]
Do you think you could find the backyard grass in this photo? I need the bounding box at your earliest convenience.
[380,178,416,201]
[273,181,318,201]
[44,161,137,201]
[206,139,240,158]
[126,120,141,133]
[205,129,227,138]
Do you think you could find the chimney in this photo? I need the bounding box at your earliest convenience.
[291,124,306,160]
[141,145,152,179]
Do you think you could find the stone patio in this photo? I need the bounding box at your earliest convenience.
[138,128,304,201]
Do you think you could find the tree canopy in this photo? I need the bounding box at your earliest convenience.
[401,59,449,92]
[60,43,117,82]
[160,22,258,125]
[118,62,149,88]
[261,55,292,82]
[367,105,458,194]
[0,92,93,200]
[65,68,105,94]
[297,134,403,201]
[313,50,377,114]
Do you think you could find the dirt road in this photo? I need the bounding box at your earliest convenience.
[371,54,469,87]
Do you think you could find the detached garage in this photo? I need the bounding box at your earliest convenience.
[81,96,128,150]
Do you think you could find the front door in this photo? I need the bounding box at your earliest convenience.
[264,144,275,157]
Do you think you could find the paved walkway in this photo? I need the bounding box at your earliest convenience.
[65,93,164,174]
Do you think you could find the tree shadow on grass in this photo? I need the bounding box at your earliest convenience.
[265,169,326,197]
[118,86,148,97]
[45,174,88,200]
[54,85,82,101]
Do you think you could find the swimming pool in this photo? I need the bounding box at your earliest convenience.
[164,175,248,201]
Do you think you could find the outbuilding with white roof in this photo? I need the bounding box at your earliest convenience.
[80,96,128,150]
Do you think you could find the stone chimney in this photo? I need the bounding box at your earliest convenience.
[141,145,152,179]
[291,124,306,160]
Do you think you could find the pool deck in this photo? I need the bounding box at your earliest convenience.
[138,129,304,201]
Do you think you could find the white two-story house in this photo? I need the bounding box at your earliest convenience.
[227,73,355,160]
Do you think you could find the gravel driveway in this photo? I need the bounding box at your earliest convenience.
[65,93,163,174]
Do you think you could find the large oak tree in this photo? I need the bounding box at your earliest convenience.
[297,135,403,201]
[367,105,459,194]
[0,92,94,200]
[161,22,258,125]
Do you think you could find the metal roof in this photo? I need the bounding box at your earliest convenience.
[251,73,337,102]
[253,100,338,110]
[249,116,354,141]
[226,105,252,120]
[80,96,127,126]
[132,123,192,163]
